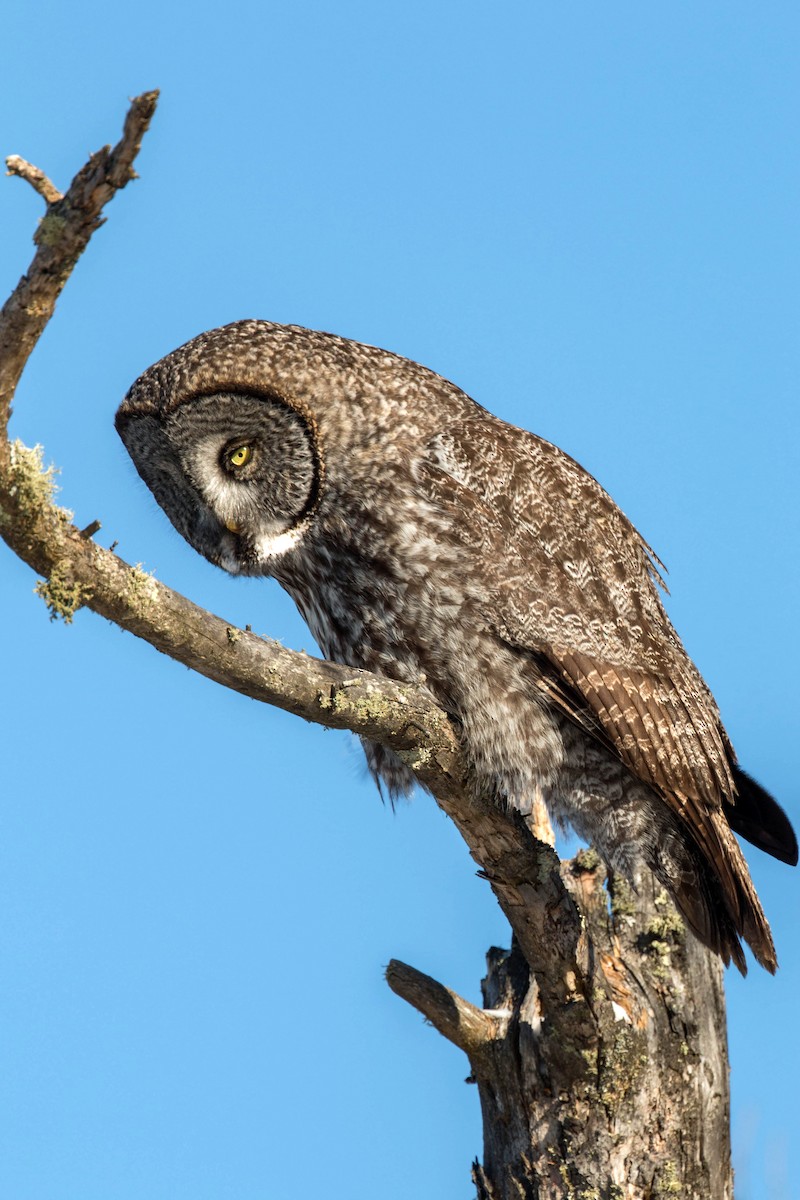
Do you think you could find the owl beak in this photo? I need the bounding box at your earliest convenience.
[224,518,241,535]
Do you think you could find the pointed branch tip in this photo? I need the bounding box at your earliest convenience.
[5,157,63,205]
[386,958,499,1056]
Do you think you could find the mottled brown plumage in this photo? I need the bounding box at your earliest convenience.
[117,320,797,973]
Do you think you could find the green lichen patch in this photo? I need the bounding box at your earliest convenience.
[35,562,91,623]
[125,563,159,612]
[642,907,686,955]
[321,683,397,728]
[395,745,432,771]
[554,1160,605,1200]
[572,847,602,874]
[645,910,684,944]
[8,440,73,523]
[315,684,438,770]
[655,1160,682,1196]
[607,873,637,921]
[637,901,685,978]
[643,891,685,953]
[598,1024,649,1115]
[36,212,68,247]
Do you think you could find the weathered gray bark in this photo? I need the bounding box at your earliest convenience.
[0,94,733,1199]
[388,850,731,1199]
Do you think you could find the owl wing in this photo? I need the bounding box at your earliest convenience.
[417,415,736,813]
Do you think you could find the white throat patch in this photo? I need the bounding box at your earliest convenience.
[256,524,305,561]
[219,521,306,576]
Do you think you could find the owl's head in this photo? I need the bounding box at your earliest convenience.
[117,321,341,575]
[117,320,478,573]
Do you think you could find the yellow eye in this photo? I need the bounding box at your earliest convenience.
[227,444,253,470]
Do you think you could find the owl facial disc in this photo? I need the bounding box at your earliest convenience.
[116,389,318,576]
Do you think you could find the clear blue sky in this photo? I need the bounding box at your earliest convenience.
[2,3,798,1197]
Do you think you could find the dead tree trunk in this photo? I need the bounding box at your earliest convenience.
[388,849,734,1195]
[389,848,731,1199]
[0,93,733,1200]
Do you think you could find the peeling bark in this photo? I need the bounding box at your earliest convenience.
[0,93,733,1198]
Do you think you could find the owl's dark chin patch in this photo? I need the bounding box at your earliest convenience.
[217,552,266,578]
[215,544,245,576]
[214,530,255,577]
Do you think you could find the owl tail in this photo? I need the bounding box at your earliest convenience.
[724,766,798,866]
[657,812,779,976]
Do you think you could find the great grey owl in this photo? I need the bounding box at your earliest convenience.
[116,320,796,973]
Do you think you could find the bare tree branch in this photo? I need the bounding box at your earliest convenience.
[0,90,588,1020]
[6,156,63,205]
[0,89,159,433]
[386,960,500,1056]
